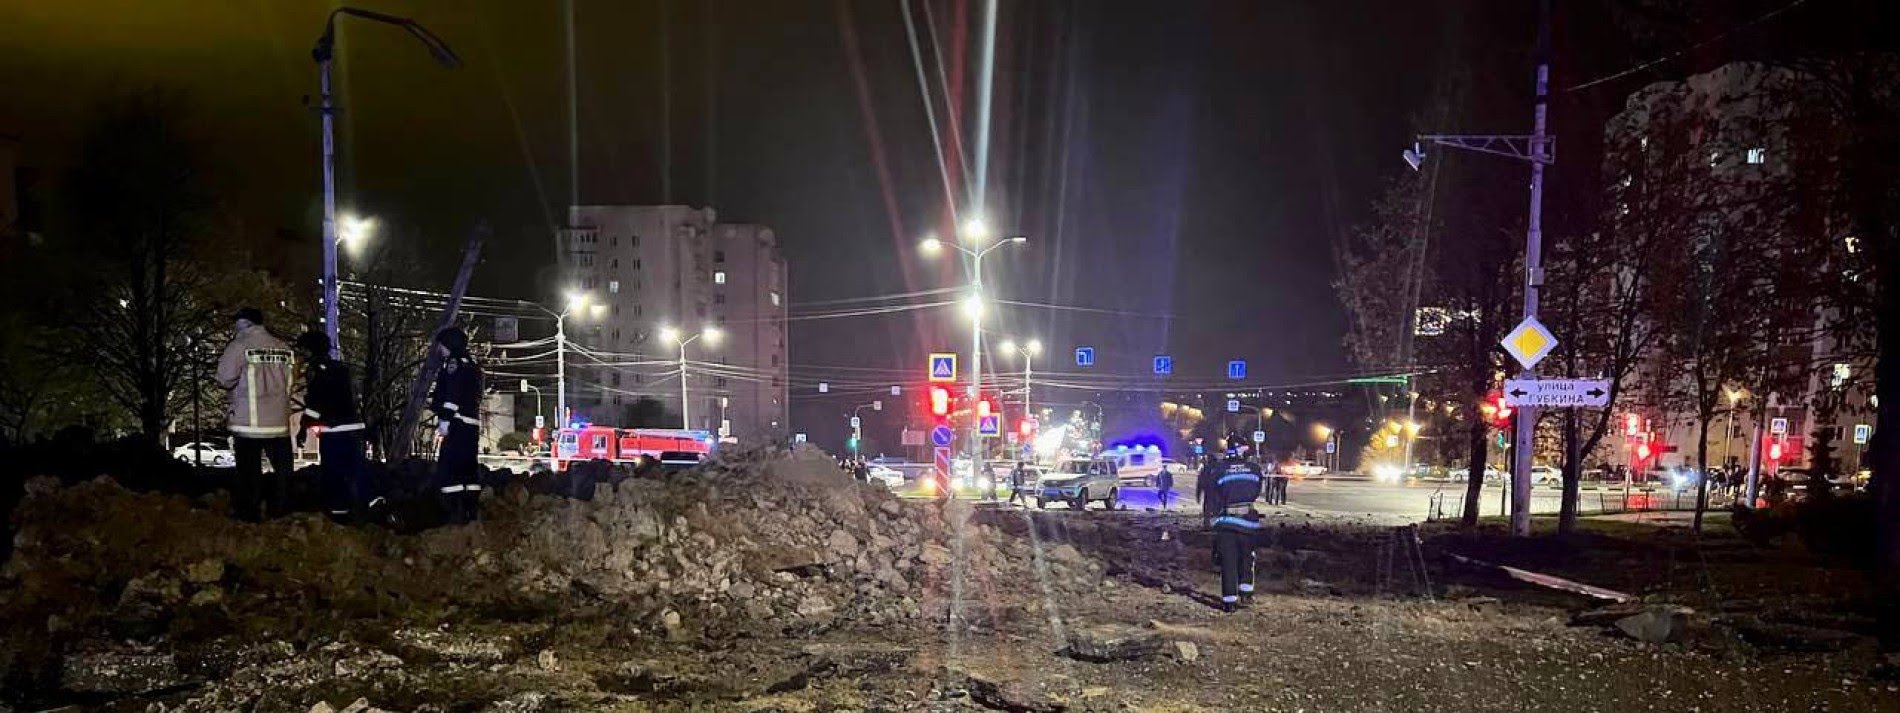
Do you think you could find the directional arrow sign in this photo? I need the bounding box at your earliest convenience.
[1500,316,1559,370]
[930,425,955,447]
[1501,378,1611,408]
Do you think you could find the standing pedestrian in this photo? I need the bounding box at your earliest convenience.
[428,327,484,524]
[293,331,368,523]
[1008,461,1031,507]
[1204,446,1265,611]
[1156,464,1175,510]
[217,307,295,522]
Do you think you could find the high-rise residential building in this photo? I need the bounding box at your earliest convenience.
[557,205,788,439]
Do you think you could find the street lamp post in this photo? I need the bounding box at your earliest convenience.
[553,292,605,431]
[998,338,1042,425]
[921,223,1026,487]
[1401,0,1552,536]
[662,325,722,431]
[311,7,459,359]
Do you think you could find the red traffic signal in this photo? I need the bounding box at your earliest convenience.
[929,387,951,417]
[1636,442,1653,461]
[1019,419,1035,437]
[977,399,993,419]
[1624,413,1642,437]
[1769,441,1784,461]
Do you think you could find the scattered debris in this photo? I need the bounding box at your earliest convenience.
[1445,552,1635,602]
[1065,623,1161,662]
[1613,605,1693,644]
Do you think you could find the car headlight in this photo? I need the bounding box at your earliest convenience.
[1373,464,1401,481]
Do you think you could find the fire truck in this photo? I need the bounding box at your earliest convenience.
[554,426,714,468]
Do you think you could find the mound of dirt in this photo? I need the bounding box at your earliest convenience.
[0,445,1103,704]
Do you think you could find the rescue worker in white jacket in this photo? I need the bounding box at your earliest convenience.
[217,307,295,521]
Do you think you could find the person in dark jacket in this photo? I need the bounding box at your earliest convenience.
[1156,464,1176,510]
[1204,447,1265,611]
[294,331,369,522]
[428,327,484,524]
[1008,461,1032,507]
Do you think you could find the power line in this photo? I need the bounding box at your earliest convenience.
[1565,0,1814,93]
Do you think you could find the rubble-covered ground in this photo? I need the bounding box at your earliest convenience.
[3,446,1897,711]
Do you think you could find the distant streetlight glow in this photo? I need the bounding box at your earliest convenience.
[961,293,984,320]
[337,213,377,257]
[961,217,990,242]
[664,324,722,430]
[919,235,943,255]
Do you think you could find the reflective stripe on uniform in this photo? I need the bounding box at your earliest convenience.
[231,425,289,437]
[455,414,480,426]
[325,423,365,433]
[443,402,460,412]
[1221,595,1239,603]
[1239,583,1255,593]
[1213,515,1263,529]
[441,485,465,494]
[465,484,484,492]
[1216,473,1260,486]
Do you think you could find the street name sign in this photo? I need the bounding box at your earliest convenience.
[928,353,958,382]
[1502,378,1610,408]
[1500,316,1559,370]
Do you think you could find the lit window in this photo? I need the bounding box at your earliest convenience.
[770,291,781,306]
[608,280,620,294]
[714,271,727,285]
[1833,363,1852,388]
[1746,147,1767,165]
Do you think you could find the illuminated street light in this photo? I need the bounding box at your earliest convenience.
[916,225,1028,486]
[663,324,722,430]
[313,7,460,360]
[1000,337,1044,438]
[337,213,377,255]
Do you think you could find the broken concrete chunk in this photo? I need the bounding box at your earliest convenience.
[1614,606,1689,644]
[1170,640,1201,662]
[60,649,186,695]
[1065,623,1162,662]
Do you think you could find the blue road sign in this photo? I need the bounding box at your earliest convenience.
[1153,355,1173,375]
[930,425,955,447]
[928,353,958,382]
[1075,347,1095,367]
[794,433,808,443]
[1226,399,1241,413]
[1252,430,1266,444]
[849,416,861,429]
[1227,360,1247,380]
[978,415,1001,436]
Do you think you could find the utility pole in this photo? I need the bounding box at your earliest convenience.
[1509,0,1554,537]
[392,222,486,462]
[1399,0,1555,536]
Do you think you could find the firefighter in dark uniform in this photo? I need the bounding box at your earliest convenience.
[294,331,369,522]
[1204,445,1265,611]
[429,327,484,524]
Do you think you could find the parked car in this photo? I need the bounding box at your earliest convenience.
[1036,457,1122,510]
[172,441,234,468]
[1530,465,1561,485]
[865,464,906,489]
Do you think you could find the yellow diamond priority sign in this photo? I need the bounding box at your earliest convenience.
[1501,316,1558,370]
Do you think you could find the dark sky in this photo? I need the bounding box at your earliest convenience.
[0,0,1712,444]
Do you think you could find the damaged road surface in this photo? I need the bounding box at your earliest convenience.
[1,446,1892,711]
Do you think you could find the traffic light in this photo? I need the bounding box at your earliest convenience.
[930,387,951,417]
[1769,441,1784,461]
[1636,442,1653,461]
[1483,392,1513,428]
[1019,419,1034,438]
[1624,413,1642,437]
[977,399,992,419]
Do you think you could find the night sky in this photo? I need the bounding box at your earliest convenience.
[1,0,1751,446]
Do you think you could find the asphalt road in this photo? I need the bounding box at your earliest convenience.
[943,476,1720,526]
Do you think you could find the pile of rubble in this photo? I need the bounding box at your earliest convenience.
[0,445,1104,704]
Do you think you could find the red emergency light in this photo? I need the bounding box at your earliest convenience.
[929,387,951,417]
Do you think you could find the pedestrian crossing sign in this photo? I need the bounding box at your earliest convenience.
[928,353,958,383]
[978,415,1000,437]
